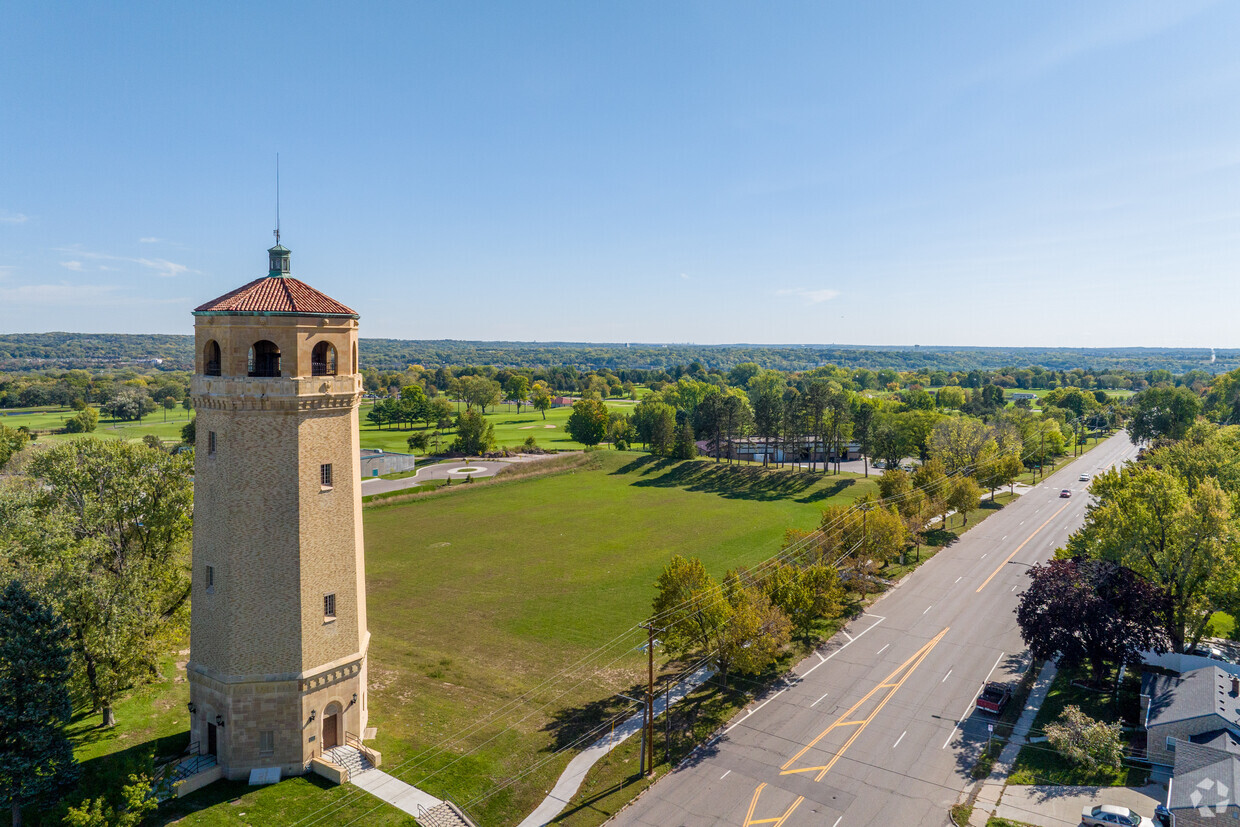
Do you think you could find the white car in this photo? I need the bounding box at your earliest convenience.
[1081,804,1154,827]
[1079,473,1090,481]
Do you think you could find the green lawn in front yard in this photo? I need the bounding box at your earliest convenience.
[1008,666,1148,787]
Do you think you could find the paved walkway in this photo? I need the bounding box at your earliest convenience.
[350,767,443,819]
[516,663,716,827]
[973,660,1059,821]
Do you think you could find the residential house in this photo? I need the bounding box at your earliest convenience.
[1142,666,1240,768]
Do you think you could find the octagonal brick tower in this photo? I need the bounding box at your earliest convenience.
[187,242,369,779]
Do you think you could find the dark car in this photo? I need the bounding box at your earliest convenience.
[1060,489,1071,498]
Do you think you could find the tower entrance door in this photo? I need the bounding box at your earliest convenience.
[207,723,218,756]
[323,713,339,749]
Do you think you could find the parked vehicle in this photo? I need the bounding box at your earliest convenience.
[975,682,1011,714]
[1081,804,1154,827]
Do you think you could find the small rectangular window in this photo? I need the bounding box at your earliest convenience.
[320,463,333,488]
[205,565,215,593]
[324,593,336,619]
[1166,736,1177,752]
[208,431,216,456]
[259,730,274,754]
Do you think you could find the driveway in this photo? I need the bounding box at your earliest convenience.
[360,459,511,496]
[995,784,1165,827]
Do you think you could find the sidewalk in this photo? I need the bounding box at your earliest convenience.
[516,663,716,827]
[972,660,1058,821]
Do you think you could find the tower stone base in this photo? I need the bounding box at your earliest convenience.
[188,650,369,780]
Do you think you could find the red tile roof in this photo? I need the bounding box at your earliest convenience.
[193,275,358,317]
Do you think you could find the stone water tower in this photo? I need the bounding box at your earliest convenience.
[186,241,370,779]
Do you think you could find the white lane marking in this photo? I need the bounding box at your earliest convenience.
[801,615,885,679]
[1011,584,1017,592]
[831,818,842,827]
[811,691,830,707]
[943,651,1007,749]
[980,553,987,560]
[842,630,854,643]
[1002,535,1008,540]
[892,730,906,749]
[941,669,952,683]
[923,605,932,614]
[954,576,962,584]
[876,643,889,655]
[725,688,788,733]
[817,652,826,664]
[720,769,730,780]
[1019,520,1025,525]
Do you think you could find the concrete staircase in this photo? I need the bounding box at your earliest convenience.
[322,745,372,780]
[417,801,478,827]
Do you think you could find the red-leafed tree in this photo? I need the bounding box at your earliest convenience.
[1016,558,1171,687]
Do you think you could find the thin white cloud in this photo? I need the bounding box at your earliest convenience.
[0,211,29,224]
[776,288,840,304]
[60,260,84,272]
[0,282,186,307]
[679,272,691,280]
[139,237,162,243]
[54,247,195,278]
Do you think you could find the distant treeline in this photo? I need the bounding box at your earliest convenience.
[0,332,1233,375]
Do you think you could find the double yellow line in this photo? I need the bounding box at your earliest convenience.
[741,627,949,826]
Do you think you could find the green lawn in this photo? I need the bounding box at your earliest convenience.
[1008,666,1147,787]
[76,450,876,826]
[3,404,193,447]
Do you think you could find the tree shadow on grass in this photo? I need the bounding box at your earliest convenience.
[614,457,859,504]
[542,681,652,752]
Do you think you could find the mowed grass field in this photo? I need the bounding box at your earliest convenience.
[1,405,193,445]
[358,398,639,453]
[94,450,876,826]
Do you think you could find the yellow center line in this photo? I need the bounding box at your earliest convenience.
[974,500,1071,593]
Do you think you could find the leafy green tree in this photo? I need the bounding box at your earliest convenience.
[0,580,77,827]
[406,432,429,453]
[161,397,177,421]
[62,774,156,827]
[100,388,156,422]
[632,399,676,454]
[1045,706,1124,772]
[530,382,553,420]
[451,410,495,455]
[946,475,981,526]
[505,375,531,414]
[1128,386,1202,443]
[935,386,966,409]
[869,410,912,470]
[652,556,728,659]
[876,468,911,503]
[180,417,196,445]
[461,376,503,414]
[0,424,29,470]
[0,440,192,728]
[719,573,791,680]
[1063,465,1238,651]
[565,398,608,447]
[62,407,98,434]
[672,420,697,460]
[428,396,455,429]
[929,417,991,474]
[764,563,843,638]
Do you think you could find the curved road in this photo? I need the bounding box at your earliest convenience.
[609,432,1139,827]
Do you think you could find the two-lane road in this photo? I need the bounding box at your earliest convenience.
[611,431,1139,827]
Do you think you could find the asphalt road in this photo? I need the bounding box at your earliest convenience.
[610,431,1140,827]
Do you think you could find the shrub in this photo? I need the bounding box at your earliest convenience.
[1045,705,1123,770]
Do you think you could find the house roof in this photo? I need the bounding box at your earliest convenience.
[1143,666,1240,729]
[193,274,358,318]
[1170,740,1240,811]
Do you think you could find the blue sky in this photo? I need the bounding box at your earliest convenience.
[2,2,1238,346]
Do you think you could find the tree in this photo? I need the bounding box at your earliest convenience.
[180,417,196,445]
[764,563,843,638]
[565,398,608,447]
[428,396,455,429]
[719,573,791,680]
[406,432,429,453]
[161,397,177,422]
[652,556,729,659]
[876,468,911,503]
[0,580,77,827]
[672,420,697,460]
[869,410,912,471]
[62,407,99,434]
[451,410,495,455]
[1063,465,1237,651]
[632,399,676,454]
[1016,558,1170,686]
[62,774,156,827]
[0,425,28,470]
[935,386,966,410]
[505,375,531,414]
[1128,386,1202,443]
[461,376,502,414]
[946,475,981,526]
[530,382,553,420]
[929,417,991,474]
[0,440,193,728]
[100,388,156,422]
[1045,706,1124,772]
[911,458,949,524]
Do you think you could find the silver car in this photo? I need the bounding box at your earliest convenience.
[1081,804,1154,827]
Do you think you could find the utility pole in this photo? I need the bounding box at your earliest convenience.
[639,624,659,778]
